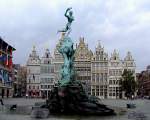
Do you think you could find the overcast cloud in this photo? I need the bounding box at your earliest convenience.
[0,0,150,72]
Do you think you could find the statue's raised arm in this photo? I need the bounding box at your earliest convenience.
[65,7,72,18]
[58,7,74,35]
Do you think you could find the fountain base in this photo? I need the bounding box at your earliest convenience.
[47,80,115,116]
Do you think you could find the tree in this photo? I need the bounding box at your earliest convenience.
[17,66,27,96]
[121,69,137,99]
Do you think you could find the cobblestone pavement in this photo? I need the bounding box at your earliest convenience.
[0,98,150,120]
[2,98,45,106]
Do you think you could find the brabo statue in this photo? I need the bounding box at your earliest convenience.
[58,7,74,35]
[47,8,115,116]
[57,7,75,86]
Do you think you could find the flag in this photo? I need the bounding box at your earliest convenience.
[5,45,9,66]
[0,55,7,61]
[8,48,13,69]
[0,51,2,58]
[0,49,7,62]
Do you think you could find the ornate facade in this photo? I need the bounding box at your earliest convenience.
[53,33,65,81]
[40,49,55,98]
[26,46,41,97]
[108,50,123,99]
[74,37,93,94]
[91,42,108,98]
[26,36,136,99]
[107,50,136,99]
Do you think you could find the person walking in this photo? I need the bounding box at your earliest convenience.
[26,93,28,99]
[0,94,4,106]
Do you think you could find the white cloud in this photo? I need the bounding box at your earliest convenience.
[0,0,150,71]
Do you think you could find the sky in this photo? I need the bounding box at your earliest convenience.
[0,0,150,72]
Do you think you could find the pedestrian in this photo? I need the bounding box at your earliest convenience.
[26,93,28,98]
[0,95,4,106]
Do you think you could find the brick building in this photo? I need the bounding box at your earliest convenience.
[0,37,16,98]
[137,65,150,97]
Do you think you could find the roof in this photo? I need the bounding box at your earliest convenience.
[147,65,150,70]
[0,37,16,51]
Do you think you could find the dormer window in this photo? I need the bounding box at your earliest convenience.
[46,54,49,58]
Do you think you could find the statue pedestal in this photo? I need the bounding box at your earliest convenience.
[47,81,115,115]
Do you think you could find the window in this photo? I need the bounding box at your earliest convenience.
[44,85,47,89]
[96,85,99,96]
[96,56,99,60]
[113,80,115,85]
[109,80,112,84]
[96,74,99,82]
[51,67,54,73]
[100,92,103,96]
[96,85,99,89]
[116,80,119,85]
[96,92,99,96]
[28,78,31,83]
[109,70,112,76]
[104,73,107,81]
[92,89,95,96]
[101,73,103,81]
[119,70,122,75]
[92,74,95,82]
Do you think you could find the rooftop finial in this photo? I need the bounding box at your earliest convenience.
[97,40,101,48]
[33,45,36,51]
